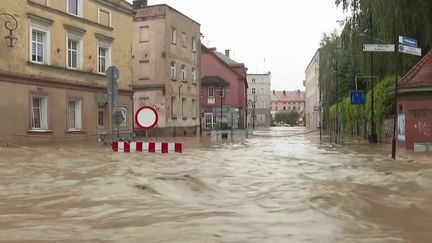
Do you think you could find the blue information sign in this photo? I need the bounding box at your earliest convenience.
[350,90,365,105]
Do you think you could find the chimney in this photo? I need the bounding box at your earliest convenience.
[133,0,148,9]
[273,90,275,94]
[225,49,230,57]
[209,47,217,52]
[296,89,300,94]
[283,90,286,96]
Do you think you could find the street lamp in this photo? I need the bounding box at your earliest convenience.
[0,13,18,48]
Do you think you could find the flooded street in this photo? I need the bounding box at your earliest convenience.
[1,127,432,243]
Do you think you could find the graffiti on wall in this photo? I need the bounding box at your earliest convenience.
[409,108,432,137]
[381,118,394,143]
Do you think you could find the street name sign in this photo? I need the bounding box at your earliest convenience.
[350,90,365,105]
[398,44,422,56]
[399,36,417,47]
[363,44,395,52]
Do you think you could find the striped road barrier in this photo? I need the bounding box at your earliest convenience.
[112,141,182,153]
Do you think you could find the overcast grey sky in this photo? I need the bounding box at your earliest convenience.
[129,0,345,91]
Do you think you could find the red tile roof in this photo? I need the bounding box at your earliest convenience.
[398,49,432,88]
[272,91,305,102]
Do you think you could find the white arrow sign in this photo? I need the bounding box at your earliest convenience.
[363,44,395,52]
[398,44,422,56]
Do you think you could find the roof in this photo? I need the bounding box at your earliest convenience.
[398,49,432,89]
[202,76,229,87]
[214,52,240,65]
[134,4,200,26]
[271,91,305,102]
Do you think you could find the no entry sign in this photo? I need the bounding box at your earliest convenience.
[135,106,158,130]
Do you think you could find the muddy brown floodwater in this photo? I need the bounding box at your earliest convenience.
[1,127,432,243]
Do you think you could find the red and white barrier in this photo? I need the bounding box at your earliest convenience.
[112,141,182,153]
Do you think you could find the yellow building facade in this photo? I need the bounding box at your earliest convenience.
[0,0,134,145]
[132,2,201,136]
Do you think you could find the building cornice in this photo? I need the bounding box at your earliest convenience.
[27,0,114,31]
[90,0,135,16]
[0,70,132,95]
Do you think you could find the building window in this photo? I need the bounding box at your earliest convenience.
[218,87,225,97]
[252,102,256,109]
[191,68,196,84]
[192,99,197,119]
[98,111,104,127]
[30,26,50,64]
[182,97,187,119]
[171,97,177,118]
[181,32,187,48]
[252,78,256,83]
[208,87,214,98]
[67,33,82,70]
[251,88,256,95]
[67,0,83,17]
[192,36,197,52]
[171,27,176,44]
[139,26,149,42]
[97,43,111,74]
[118,106,128,128]
[170,61,176,80]
[98,7,111,27]
[31,96,48,130]
[181,65,187,82]
[68,99,82,130]
[139,61,150,80]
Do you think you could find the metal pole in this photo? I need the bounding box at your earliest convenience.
[220,87,223,130]
[335,48,339,144]
[111,68,115,138]
[370,5,377,143]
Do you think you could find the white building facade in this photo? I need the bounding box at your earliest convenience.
[304,50,321,130]
[247,73,272,127]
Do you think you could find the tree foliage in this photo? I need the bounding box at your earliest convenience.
[274,111,300,126]
[320,0,431,138]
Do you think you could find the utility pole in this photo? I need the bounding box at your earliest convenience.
[335,46,339,144]
[369,4,377,143]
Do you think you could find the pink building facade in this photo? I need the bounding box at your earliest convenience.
[200,45,248,129]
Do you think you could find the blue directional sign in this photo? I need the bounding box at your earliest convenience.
[399,36,417,48]
[350,90,365,105]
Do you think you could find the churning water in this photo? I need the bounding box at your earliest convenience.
[1,127,431,242]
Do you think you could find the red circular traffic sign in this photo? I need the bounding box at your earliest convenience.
[135,106,159,130]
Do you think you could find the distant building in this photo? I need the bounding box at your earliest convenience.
[0,0,134,144]
[247,73,272,127]
[201,46,248,130]
[132,1,201,136]
[271,90,305,124]
[394,49,432,151]
[304,49,321,130]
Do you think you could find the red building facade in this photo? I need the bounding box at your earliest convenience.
[396,50,432,151]
[200,45,248,129]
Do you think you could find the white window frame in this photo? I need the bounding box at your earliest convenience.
[208,87,214,98]
[219,87,225,97]
[181,65,187,82]
[67,0,84,17]
[97,7,112,27]
[170,61,176,80]
[31,96,49,130]
[192,36,197,52]
[66,32,83,70]
[171,27,177,44]
[191,68,196,84]
[251,88,256,95]
[97,42,111,74]
[67,99,82,131]
[29,22,51,65]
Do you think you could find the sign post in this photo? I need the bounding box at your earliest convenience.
[106,66,120,138]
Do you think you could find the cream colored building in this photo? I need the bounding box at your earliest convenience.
[132,1,201,136]
[304,49,321,130]
[0,0,134,145]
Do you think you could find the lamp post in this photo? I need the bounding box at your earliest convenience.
[0,13,18,48]
[366,8,378,143]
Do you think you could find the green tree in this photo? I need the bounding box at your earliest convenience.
[274,111,300,126]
